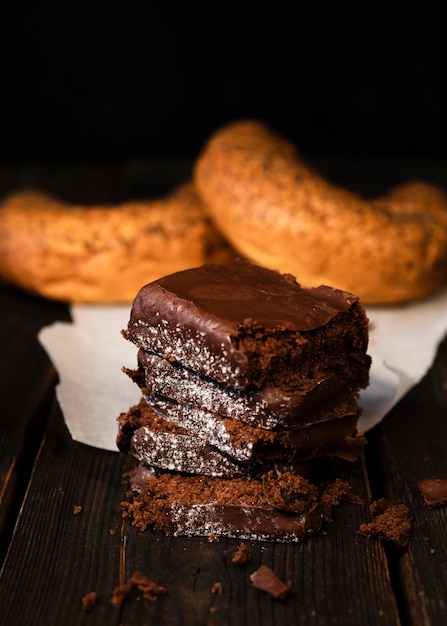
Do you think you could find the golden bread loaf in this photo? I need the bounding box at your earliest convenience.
[194,120,447,304]
[0,182,234,303]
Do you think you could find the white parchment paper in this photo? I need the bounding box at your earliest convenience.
[38,289,447,452]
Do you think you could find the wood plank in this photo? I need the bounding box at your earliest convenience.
[121,458,401,626]
[0,399,127,625]
[0,393,401,626]
[0,283,69,558]
[365,337,447,626]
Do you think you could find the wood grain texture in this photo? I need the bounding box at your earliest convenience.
[365,337,447,626]
[0,283,69,557]
[0,400,127,625]
[0,394,400,625]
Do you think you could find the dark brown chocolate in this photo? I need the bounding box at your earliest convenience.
[130,422,243,478]
[358,500,412,547]
[123,465,363,543]
[123,466,324,542]
[125,259,370,389]
[117,400,311,478]
[119,260,371,541]
[129,349,352,429]
[250,564,290,600]
[417,479,447,509]
[133,394,365,463]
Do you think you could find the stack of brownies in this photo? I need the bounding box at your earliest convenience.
[117,259,371,541]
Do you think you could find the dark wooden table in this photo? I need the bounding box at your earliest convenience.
[1,157,447,626]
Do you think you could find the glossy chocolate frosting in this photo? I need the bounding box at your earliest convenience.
[125,259,368,388]
[130,258,358,333]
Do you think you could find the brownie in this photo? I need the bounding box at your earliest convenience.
[123,465,324,542]
[122,395,365,464]
[117,400,313,478]
[117,399,365,476]
[127,350,352,429]
[124,259,371,390]
[123,464,363,542]
[119,260,371,541]
[117,400,243,477]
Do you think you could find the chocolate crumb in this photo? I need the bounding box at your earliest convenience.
[211,582,223,594]
[128,570,167,602]
[320,478,364,522]
[81,591,98,612]
[369,497,390,517]
[417,479,447,509]
[111,582,133,609]
[224,542,252,565]
[111,571,167,608]
[250,564,290,600]
[262,470,319,513]
[358,500,412,547]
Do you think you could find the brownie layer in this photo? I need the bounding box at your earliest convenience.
[118,400,341,477]
[117,400,242,477]
[124,259,371,389]
[123,465,361,542]
[123,464,324,542]
[128,349,353,429]
[119,396,365,464]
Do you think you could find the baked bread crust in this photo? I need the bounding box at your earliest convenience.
[194,120,447,304]
[0,182,234,303]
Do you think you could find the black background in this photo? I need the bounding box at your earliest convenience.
[2,5,447,164]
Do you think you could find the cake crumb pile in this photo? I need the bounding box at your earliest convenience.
[358,498,412,548]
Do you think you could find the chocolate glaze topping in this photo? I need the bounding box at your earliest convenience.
[130,258,358,334]
[126,259,369,388]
